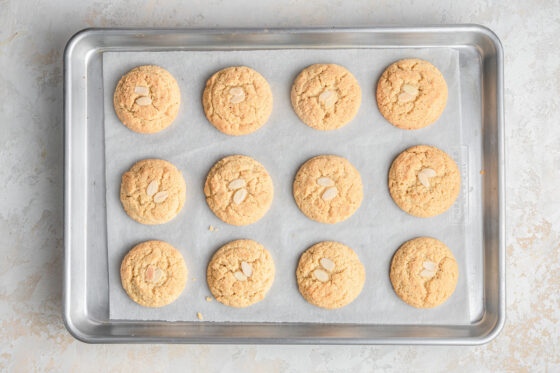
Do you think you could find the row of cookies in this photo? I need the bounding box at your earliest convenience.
[113,59,448,135]
[120,145,460,226]
[120,237,458,310]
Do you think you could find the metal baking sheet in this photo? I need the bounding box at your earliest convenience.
[64,26,505,344]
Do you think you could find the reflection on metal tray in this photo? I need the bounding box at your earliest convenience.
[64,26,505,344]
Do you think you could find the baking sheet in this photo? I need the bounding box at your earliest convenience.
[103,48,470,324]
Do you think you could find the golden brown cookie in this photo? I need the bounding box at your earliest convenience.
[120,159,186,225]
[390,237,459,308]
[291,64,362,130]
[207,239,275,308]
[204,155,273,226]
[120,240,188,307]
[376,59,448,130]
[296,241,365,309]
[388,145,460,217]
[293,155,363,224]
[113,65,181,133]
[203,66,273,136]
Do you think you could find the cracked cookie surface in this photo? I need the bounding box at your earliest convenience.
[390,237,458,308]
[120,159,186,225]
[206,239,275,308]
[203,66,273,136]
[376,58,447,130]
[291,64,361,130]
[296,241,365,309]
[204,155,273,226]
[388,145,460,218]
[113,65,181,133]
[120,240,188,307]
[293,155,363,224]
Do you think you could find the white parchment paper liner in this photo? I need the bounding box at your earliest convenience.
[103,48,471,324]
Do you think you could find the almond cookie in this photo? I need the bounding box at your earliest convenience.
[120,159,186,225]
[113,65,181,133]
[204,155,273,226]
[388,145,460,217]
[293,155,363,224]
[291,64,361,130]
[203,66,273,136]
[120,240,188,307]
[207,239,275,308]
[376,58,448,130]
[390,237,458,308]
[296,241,365,309]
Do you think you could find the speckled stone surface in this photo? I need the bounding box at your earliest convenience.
[1,1,559,371]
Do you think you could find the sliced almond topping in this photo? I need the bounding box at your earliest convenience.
[134,86,150,96]
[145,265,164,283]
[397,92,415,103]
[320,258,335,271]
[146,180,159,196]
[228,178,246,190]
[316,177,335,187]
[321,186,338,201]
[402,84,419,95]
[423,261,437,271]
[241,261,253,277]
[420,269,435,278]
[233,271,247,281]
[313,269,329,282]
[229,87,245,104]
[152,268,163,282]
[318,90,338,107]
[135,96,153,106]
[233,188,248,205]
[145,265,154,282]
[417,168,437,188]
[153,191,169,203]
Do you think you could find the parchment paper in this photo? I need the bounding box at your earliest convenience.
[103,48,471,324]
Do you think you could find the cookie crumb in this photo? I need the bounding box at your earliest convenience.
[480,170,485,175]
[209,225,214,231]
[197,312,203,320]
[205,296,213,302]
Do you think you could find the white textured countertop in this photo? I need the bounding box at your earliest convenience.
[1,0,559,371]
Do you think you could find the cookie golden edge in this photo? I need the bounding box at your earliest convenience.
[376,58,448,130]
[113,65,181,134]
[290,63,362,131]
[202,66,273,136]
[204,154,274,226]
[388,145,461,218]
[390,237,459,308]
[120,240,188,308]
[206,239,275,308]
[296,241,366,309]
[120,158,187,225]
[293,155,364,224]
